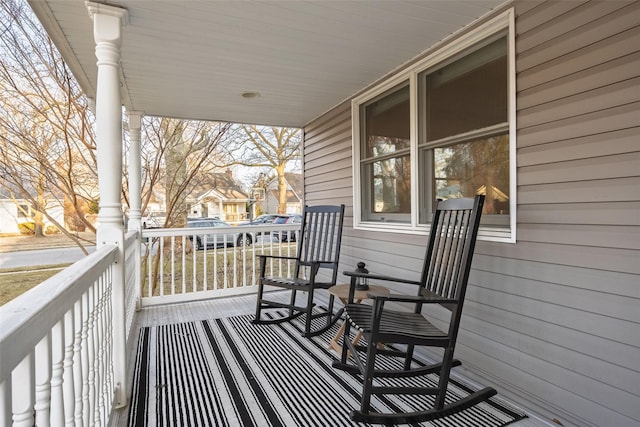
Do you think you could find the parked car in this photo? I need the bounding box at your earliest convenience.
[271,214,303,242]
[238,213,280,226]
[143,211,167,228]
[237,213,284,244]
[187,218,248,249]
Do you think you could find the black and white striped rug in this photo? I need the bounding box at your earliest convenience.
[128,312,527,426]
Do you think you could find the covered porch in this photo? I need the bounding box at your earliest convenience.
[1,1,638,426]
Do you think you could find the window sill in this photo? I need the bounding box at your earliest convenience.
[354,222,515,243]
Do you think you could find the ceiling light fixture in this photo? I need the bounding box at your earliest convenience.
[241,91,260,99]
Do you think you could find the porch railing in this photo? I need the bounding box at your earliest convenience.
[0,243,123,427]
[0,223,302,425]
[140,223,300,306]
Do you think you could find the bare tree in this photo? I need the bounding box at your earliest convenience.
[0,0,97,249]
[134,116,233,227]
[227,125,301,214]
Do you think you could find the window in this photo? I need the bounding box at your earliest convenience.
[353,10,515,241]
[17,204,30,218]
[360,84,411,223]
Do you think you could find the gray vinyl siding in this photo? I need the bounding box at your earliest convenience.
[302,2,640,427]
[303,101,353,208]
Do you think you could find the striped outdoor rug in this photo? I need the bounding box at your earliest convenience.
[128,312,527,426]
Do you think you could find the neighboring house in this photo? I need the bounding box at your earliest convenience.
[143,187,165,216]
[188,170,249,222]
[263,173,303,214]
[143,171,249,224]
[0,194,64,234]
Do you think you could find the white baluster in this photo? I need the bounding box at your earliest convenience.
[11,352,34,426]
[148,240,154,298]
[94,277,104,426]
[103,271,114,422]
[171,235,176,295]
[182,234,187,293]
[193,243,197,293]
[73,300,84,425]
[63,310,75,425]
[203,238,208,291]
[50,319,65,425]
[34,333,52,426]
[86,285,96,426]
[0,379,11,427]
[160,237,164,296]
[234,244,238,289]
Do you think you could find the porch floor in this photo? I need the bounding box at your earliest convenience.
[110,291,553,427]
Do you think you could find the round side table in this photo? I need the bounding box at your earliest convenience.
[328,283,390,356]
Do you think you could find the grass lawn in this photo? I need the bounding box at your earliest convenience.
[141,244,298,297]
[0,264,72,306]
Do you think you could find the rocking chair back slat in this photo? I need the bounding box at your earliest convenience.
[422,198,482,307]
[298,207,342,277]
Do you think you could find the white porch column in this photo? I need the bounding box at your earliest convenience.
[127,111,143,310]
[86,1,129,409]
[127,111,143,232]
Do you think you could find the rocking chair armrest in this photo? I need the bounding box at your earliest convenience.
[371,292,457,305]
[298,260,334,267]
[343,270,421,287]
[257,254,298,262]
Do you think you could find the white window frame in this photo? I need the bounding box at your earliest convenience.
[352,9,516,243]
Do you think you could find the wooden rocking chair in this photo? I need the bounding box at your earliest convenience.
[253,204,345,337]
[333,195,496,424]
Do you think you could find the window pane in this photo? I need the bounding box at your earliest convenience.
[366,154,411,215]
[425,37,507,141]
[17,204,29,218]
[434,134,509,218]
[361,84,411,222]
[363,85,410,158]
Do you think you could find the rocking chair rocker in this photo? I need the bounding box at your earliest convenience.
[333,195,496,424]
[254,204,345,337]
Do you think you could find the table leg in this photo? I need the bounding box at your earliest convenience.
[328,321,346,354]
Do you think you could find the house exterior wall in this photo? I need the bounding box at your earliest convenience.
[0,200,19,234]
[190,200,247,223]
[264,192,301,215]
[0,199,65,234]
[264,176,303,214]
[264,191,280,214]
[302,2,640,427]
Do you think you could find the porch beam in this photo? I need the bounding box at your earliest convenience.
[86,1,129,409]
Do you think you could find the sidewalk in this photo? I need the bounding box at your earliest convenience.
[0,232,95,253]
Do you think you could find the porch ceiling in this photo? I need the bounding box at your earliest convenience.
[28,0,503,128]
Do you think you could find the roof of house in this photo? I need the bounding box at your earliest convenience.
[193,172,248,202]
[149,171,249,204]
[267,173,303,202]
[267,189,300,204]
[284,173,303,199]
